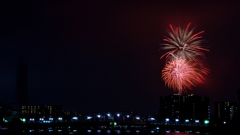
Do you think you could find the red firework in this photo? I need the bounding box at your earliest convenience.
[162,58,209,94]
[160,23,209,62]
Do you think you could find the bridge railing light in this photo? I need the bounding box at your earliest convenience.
[165,118,170,122]
[204,120,209,124]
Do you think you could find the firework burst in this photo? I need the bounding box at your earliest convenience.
[160,23,209,62]
[162,57,209,94]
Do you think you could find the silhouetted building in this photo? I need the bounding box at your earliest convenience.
[16,62,28,106]
[158,94,210,124]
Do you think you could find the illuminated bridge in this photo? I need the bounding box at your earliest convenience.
[75,111,156,124]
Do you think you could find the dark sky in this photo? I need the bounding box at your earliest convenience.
[1,1,240,115]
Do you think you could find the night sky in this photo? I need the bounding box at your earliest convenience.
[1,1,240,116]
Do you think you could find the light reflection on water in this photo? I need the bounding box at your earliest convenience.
[22,129,215,135]
[75,129,212,135]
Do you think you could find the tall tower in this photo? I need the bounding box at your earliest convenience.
[16,62,28,106]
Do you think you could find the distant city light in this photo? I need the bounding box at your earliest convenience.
[43,120,50,123]
[87,116,92,120]
[175,119,179,122]
[107,113,111,117]
[204,120,209,124]
[39,118,44,121]
[97,115,101,118]
[58,117,62,121]
[136,117,140,120]
[49,118,53,121]
[72,117,78,120]
[30,118,34,121]
[195,120,199,123]
[185,119,189,123]
[223,121,226,124]
[165,118,170,122]
[117,113,120,117]
[150,117,155,121]
[126,115,130,118]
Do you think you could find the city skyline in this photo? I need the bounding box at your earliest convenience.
[1,1,240,115]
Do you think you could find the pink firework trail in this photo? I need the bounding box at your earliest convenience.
[162,58,209,94]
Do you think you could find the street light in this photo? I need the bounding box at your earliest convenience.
[117,113,120,123]
[195,120,199,123]
[204,120,209,125]
[150,118,155,121]
[165,118,170,122]
[175,119,179,122]
[87,116,92,120]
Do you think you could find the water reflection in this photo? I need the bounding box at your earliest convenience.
[23,129,213,135]
[82,130,209,135]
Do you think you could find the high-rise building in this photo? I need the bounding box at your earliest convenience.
[214,89,240,124]
[16,62,28,106]
[158,94,210,124]
[215,102,238,122]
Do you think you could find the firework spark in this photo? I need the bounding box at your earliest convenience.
[162,57,209,94]
[160,23,209,61]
